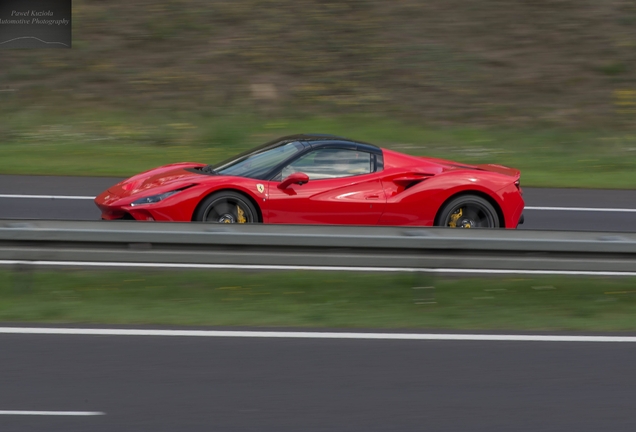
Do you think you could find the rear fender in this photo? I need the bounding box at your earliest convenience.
[379,170,509,226]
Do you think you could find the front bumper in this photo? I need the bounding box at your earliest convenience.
[95,190,156,221]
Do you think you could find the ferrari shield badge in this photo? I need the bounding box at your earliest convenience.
[256,184,265,194]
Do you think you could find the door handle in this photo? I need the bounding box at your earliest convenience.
[365,195,380,200]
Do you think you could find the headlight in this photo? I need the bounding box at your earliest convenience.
[130,190,180,206]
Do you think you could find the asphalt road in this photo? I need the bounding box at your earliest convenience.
[0,331,635,432]
[1,175,636,231]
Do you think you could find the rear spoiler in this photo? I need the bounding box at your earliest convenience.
[475,164,521,179]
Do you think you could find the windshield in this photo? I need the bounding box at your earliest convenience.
[213,141,305,179]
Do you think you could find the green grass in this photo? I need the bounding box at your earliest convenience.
[3,269,636,331]
[1,110,636,188]
[3,0,636,190]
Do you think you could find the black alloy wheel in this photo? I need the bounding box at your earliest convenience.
[436,195,500,228]
[194,191,259,223]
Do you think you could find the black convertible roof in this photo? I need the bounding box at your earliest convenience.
[277,133,377,146]
[275,134,380,152]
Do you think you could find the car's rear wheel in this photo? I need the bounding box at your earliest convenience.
[436,195,500,228]
[194,191,259,223]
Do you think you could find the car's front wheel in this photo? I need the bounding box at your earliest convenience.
[194,191,259,223]
[436,195,501,228]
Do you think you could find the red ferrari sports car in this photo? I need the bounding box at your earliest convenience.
[95,134,524,228]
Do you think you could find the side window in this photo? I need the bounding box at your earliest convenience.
[281,148,373,180]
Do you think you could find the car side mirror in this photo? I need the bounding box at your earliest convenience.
[278,172,309,189]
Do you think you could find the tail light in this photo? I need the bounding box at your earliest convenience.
[514,180,523,195]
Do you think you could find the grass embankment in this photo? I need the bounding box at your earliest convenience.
[3,1,635,187]
[1,112,636,188]
[3,269,636,331]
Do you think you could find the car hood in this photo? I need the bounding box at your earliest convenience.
[109,162,207,197]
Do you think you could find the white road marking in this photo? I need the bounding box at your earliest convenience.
[0,327,635,343]
[0,410,104,416]
[525,206,636,213]
[0,194,94,200]
[0,259,635,276]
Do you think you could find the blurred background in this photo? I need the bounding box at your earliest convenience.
[2,0,636,186]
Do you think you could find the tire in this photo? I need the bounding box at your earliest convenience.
[435,195,501,228]
[193,191,259,224]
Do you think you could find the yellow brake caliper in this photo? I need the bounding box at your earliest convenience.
[237,205,247,224]
[448,208,462,228]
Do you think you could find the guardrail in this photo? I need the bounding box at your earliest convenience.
[1,220,636,273]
